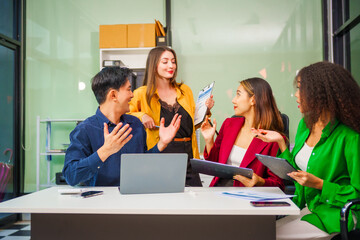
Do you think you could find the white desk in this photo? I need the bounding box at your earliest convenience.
[0,187,299,240]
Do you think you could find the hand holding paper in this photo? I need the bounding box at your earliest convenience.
[194,82,215,126]
[205,94,215,110]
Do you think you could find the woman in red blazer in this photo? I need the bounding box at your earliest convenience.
[201,78,284,188]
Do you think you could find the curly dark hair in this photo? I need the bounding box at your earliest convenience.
[296,61,360,133]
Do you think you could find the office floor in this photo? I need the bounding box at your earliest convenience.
[0,220,30,240]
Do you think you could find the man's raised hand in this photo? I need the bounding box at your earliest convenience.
[97,122,133,161]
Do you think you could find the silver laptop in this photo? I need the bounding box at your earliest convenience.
[119,153,187,194]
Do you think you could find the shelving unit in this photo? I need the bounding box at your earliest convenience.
[36,116,83,191]
[100,47,154,91]
[99,47,153,70]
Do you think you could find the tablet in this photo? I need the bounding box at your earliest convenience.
[190,159,253,179]
[194,82,215,126]
[255,154,297,181]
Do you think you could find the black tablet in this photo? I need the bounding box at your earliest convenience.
[255,154,297,181]
[190,159,253,179]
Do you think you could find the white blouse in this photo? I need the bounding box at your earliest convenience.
[227,145,247,167]
[295,142,314,171]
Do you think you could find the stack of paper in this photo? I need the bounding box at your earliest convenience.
[222,190,295,200]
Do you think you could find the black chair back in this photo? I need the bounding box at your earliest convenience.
[281,113,289,141]
[332,198,360,240]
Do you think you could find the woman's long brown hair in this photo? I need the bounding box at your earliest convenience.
[240,78,284,133]
[143,46,182,107]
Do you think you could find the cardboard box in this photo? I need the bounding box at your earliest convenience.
[99,24,127,48]
[128,24,155,48]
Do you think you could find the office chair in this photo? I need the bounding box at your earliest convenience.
[55,172,67,185]
[280,113,289,142]
[277,113,295,195]
[332,198,360,240]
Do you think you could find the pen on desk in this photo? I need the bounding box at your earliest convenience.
[208,120,219,136]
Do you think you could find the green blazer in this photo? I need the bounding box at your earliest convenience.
[278,118,360,234]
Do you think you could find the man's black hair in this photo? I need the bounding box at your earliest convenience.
[91,67,133,104]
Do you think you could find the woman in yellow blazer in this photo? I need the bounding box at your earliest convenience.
[129,46,214,186]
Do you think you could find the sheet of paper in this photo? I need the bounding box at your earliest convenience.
[221,190,296,200]
[194,82,215,126]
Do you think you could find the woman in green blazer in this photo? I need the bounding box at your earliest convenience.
[253,61,360,240]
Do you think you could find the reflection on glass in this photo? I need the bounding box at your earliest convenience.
[0,0,14,39]
[0,45,15,204]
[350,24,360,85]
[172,0,322,146]
[349,0,360,22]
[78,81,86,91]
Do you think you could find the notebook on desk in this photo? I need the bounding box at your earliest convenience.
[119,153,187,194]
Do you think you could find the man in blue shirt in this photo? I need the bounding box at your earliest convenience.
[63,67,181,186]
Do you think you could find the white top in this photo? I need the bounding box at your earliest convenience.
[0,187,299,216]
[227,145,247,167]
[295,142,314,171]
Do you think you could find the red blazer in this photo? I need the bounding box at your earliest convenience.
[203,117,284,189]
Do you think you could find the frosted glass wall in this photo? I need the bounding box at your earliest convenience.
[25,0,322,192]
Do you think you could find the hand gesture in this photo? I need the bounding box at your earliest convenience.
[288,171,323,190]
[97,122,133,162]
[251,128,282,142]
[200,116,216,143]
[251,128,287,152]
[158,114,182,151]
[205,95,215,110]
[233,173,265,187]
[142,114,156,129]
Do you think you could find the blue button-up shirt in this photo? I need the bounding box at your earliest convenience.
[62,108,159,186]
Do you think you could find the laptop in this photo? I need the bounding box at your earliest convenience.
[119,153,187,194]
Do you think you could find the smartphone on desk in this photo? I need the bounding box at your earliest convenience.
[251,201,290,207]
[81,190,103,198]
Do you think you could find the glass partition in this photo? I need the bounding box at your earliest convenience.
[25,0,323,192]
[0,0,14,39]
[171,0,323,151]
[0,41,16,222]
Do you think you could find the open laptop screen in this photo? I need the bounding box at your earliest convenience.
[119,153,187,194]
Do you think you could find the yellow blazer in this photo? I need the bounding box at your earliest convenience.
[128,84,200,159]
